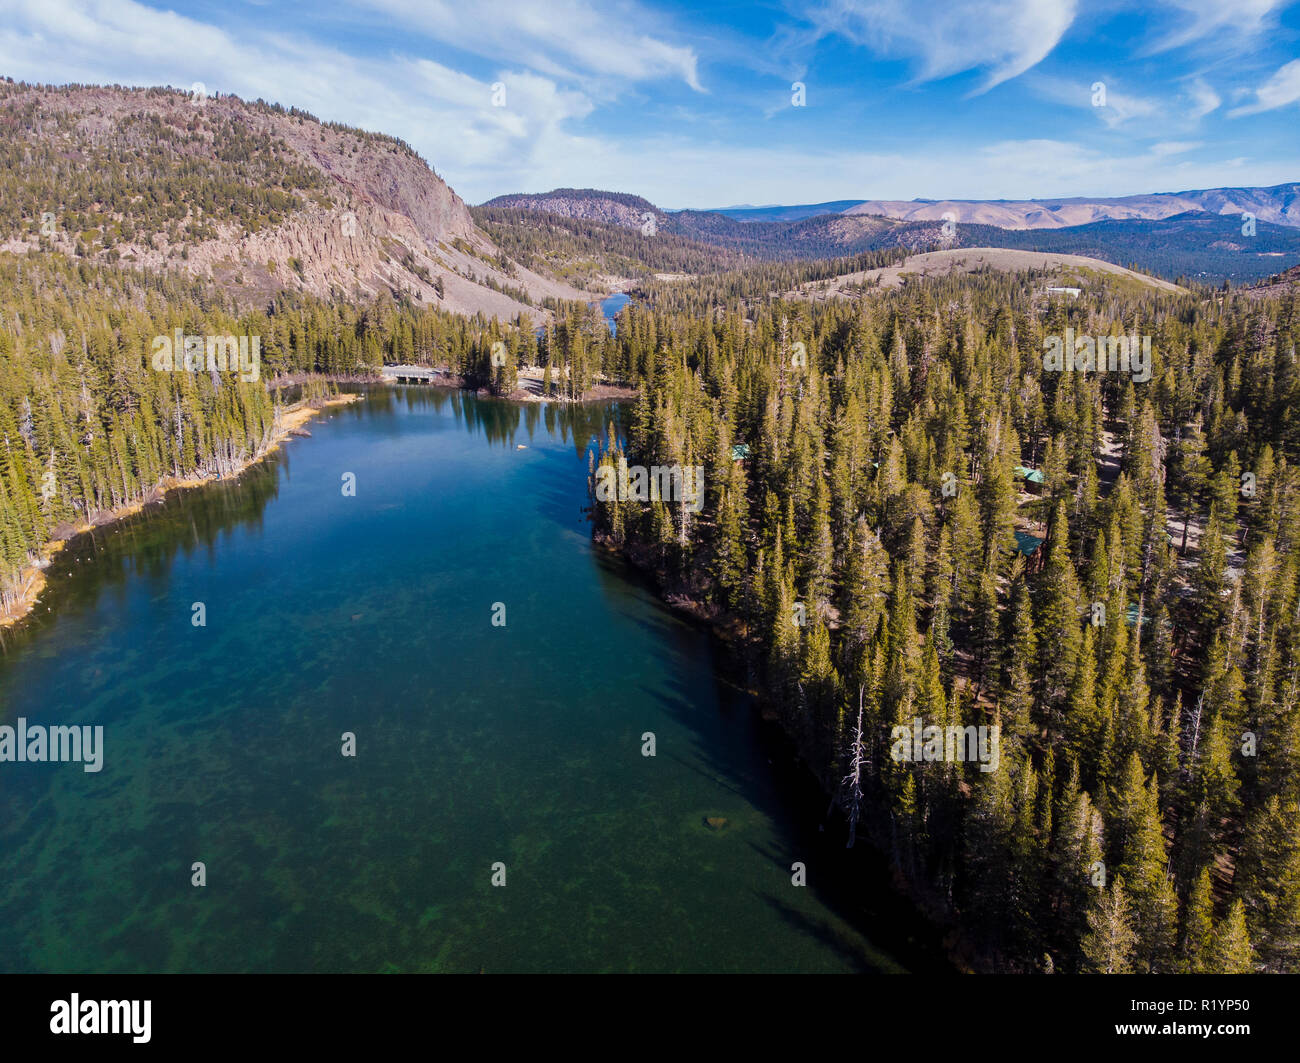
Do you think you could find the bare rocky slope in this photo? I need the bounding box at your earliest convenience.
[1246,262,1300,299]
[0,82,589,318]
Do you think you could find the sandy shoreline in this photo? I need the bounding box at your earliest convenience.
[0,393,361,631]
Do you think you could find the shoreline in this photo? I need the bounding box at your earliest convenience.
[382,366,638,405]
[590,528,970,972]
[504,373,638,404]
[0,392,361,631]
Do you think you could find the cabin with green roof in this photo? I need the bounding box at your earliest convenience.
[1010,530,1046,572]
[1014,465,1045,495]
[1014,530,1044,556]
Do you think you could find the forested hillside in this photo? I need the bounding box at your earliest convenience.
[956,212,1300,285]
[472,206,746,287]
[481,189,945,263]
[586,267,1300,972]
[0,80,588,317]
[0,251,616,615]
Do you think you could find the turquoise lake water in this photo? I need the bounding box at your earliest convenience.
[0,387,937,972]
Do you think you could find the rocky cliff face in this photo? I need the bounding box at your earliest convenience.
[0,82,588,317]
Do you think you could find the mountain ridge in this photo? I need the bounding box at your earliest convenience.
[840,183,1300,229]
[0,81,589,319]
[700,182,1300,229]
[482,186,1300,281]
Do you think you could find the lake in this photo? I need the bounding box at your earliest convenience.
[0,387,939,973]
[598,292,629,334]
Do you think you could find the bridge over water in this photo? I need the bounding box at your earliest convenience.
[381,365,451,384]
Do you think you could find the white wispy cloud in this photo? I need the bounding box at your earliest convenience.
[1028,73,1164,130]
[355,0,703,91]
[1185,77,1221,119]
[803,0,1077,92]
[1229,59,1300,117]
[1027,70,1235,135]
[1145,0,1292,53]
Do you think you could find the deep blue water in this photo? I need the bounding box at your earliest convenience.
[0,388,927,973]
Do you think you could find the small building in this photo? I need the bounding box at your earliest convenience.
[730,444,751,462]
[1046,286,1081,297]
[1014,465,1045,495]
[1014,530,1044,557]
[1011,530,1046,573]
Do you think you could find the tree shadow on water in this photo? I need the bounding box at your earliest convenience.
[600,587,955,973]
[755,890,888,973]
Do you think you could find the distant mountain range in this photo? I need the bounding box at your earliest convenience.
[481,185,1300,282]
[708,184,1300,229]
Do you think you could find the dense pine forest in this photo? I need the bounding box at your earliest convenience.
[586,269,1300,973]
[472,206,748,287]
[0,251,624,611]
[6,238,1299,973]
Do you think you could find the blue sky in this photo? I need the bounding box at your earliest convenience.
[1,0,1298,208]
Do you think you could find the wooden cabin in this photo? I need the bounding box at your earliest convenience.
[1014,465,1045,496]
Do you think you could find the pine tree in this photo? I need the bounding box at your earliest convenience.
[1210,900,1255,973]
[1082,877,1138,974]
[1180,864,1215,973]
[1036,499,1083,712]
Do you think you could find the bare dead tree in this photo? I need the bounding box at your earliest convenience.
[1183,690,1204,785]
[843,685,866,849]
